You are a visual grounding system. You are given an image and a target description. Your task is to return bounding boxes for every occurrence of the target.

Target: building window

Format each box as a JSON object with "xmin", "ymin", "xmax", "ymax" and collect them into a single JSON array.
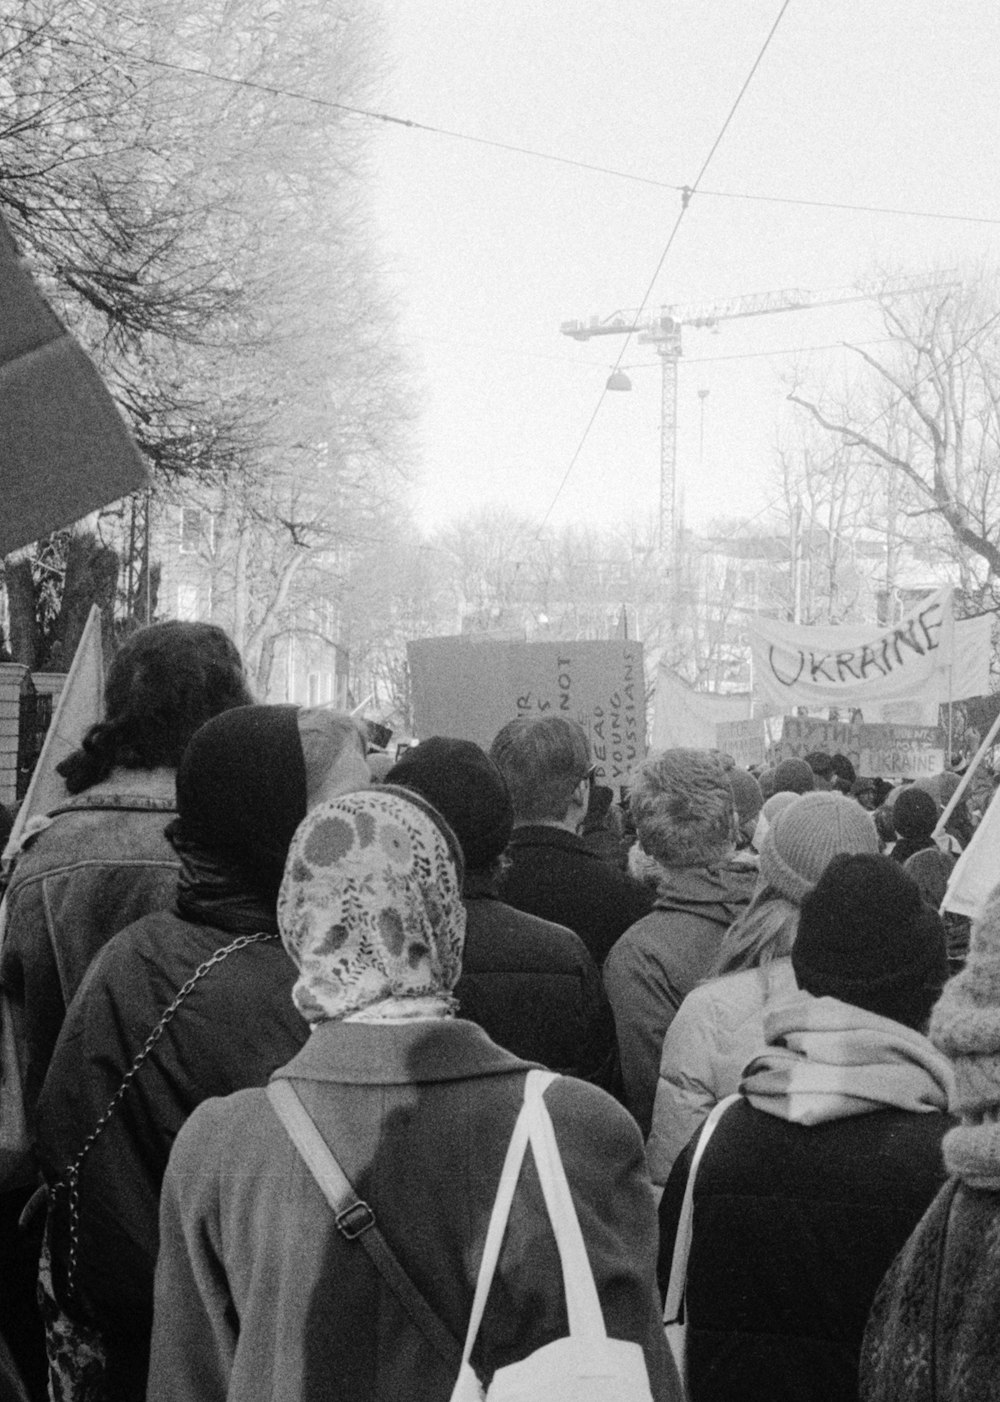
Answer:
[
  {"xmin": 177, "ymin": 584, "xmax": 199, "ymax": 621},
  {"xmin": 179, "ymin": 507, "xmax": 213, "ymax": 555}
]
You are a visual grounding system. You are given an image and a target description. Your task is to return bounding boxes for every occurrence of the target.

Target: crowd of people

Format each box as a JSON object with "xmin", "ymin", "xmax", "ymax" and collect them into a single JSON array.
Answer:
[{"xmin": 0, "ymin": 618, "xmax": 995, "ymax": 1401}]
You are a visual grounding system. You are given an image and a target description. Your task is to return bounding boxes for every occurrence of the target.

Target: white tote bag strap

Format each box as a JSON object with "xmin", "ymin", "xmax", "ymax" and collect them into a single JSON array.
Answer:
[
  {"xmin": 458, "ymin": 1069, "xmax": 564, "ymax": 1372},
  {"xmin": 663, "ymin": 1093, "xmax": 741, "ymax": 1324},
  {"xmin": 522, "ymin": 1071, "xmax": 608, "ymax": 1342}
]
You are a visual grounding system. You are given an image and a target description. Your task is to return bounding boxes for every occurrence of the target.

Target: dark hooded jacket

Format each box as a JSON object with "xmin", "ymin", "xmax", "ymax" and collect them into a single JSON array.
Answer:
[
  {"xmin": 603, "ymin": 861, "xmax": 756, "ymax": 1134},
  {"xmin": 34, "ymin": 706, "xmax": 311, "ymax": 1401}
]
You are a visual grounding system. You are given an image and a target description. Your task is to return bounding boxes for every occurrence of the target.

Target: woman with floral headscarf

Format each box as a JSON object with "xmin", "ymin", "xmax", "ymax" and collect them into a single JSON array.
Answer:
[{"xmin": 147, "ymin": 787, "xmax": 678, "ymax": 1402}]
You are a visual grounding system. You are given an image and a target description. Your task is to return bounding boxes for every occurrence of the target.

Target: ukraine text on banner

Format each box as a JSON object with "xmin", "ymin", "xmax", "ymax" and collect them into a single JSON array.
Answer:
[{"xmin": 749, "ymin": 589, "xmax": 954, "ymax": 711}]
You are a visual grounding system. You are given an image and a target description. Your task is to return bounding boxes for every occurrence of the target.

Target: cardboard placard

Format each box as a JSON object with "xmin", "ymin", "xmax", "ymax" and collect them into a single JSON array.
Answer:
[
  {"xmin": 407, "ymin": 637, "xmax": 645, "ymax": 785},
  {"xmin": 715, "ymin": 717, "xmax": 768, "ymax": 769},
  {"xmin": 773, "ymin": 716, "xmax": 944, "ymax": 781}
]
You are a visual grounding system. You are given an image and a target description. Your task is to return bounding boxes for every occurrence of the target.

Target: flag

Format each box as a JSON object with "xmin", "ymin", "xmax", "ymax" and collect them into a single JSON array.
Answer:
[
  {"xmin": 2, "ymin": 606, "xmax": 104, "ymax": 864},
  {"xmin": 0, "ymin": 213, "xmax": 148, "ymax": 555}
]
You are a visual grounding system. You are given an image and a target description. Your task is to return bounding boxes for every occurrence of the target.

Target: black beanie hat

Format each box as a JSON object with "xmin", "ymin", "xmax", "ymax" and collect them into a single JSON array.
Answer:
[
  {"xmin": 892, "ymin": 785, "xmax": 939, "ymax": 841},
  {"xmin": 773, "ymin": 757, "xmax": 815, "ymax": 795},
  {"xmin": 793, "ymin": 852, "xmax": 948, "ymax": 1030},
  {"xmin": 385, "ymin": 737, "xmax": 514, "ymax": 872},
  {"xmin": 173, "ymin": 704, "xmax": 307, "ymax": 897}
]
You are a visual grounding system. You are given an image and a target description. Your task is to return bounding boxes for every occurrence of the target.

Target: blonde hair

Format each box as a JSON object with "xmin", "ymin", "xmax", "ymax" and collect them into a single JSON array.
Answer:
[{"xmin": 710, "ymin": 884, "xmax": 799, "ymax": 978}]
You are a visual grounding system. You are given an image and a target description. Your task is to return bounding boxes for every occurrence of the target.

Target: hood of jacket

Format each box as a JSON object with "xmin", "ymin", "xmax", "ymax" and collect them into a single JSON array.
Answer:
[{"xmin": 653, "ymin": 859, "xmax": 758, "ymax": 926}]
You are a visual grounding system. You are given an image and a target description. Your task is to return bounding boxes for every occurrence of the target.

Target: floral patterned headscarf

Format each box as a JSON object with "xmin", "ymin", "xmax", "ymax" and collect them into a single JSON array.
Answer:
[{"xmin": 278, "ymin": 786, "xmax": 466, "ymax": 1024}]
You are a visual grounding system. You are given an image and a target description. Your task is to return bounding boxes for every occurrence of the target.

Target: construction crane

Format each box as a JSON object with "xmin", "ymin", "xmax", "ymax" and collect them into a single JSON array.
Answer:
[{"xmin": 560, "ymin": 274, "xmax": 955, "ymax": 560}]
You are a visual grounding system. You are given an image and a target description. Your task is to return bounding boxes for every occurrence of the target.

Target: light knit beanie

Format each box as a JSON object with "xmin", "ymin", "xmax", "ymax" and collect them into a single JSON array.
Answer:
[
  {"xmin": 930, "ymin": 883, "xmax": 1000, "ymax": 1186},
  {"xmin": 758, "ymin": 791, "xmax": 880, "ymax": 905}
]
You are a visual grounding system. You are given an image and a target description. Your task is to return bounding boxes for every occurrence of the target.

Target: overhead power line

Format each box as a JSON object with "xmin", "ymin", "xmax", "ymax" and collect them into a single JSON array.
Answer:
[
  {"xmin": 28, "ymin": 27, "xmax": 1000, "ymax": 231},
  {"xmin": 533, "ymin": 0, "xmax": 795, "ymax": 537}
]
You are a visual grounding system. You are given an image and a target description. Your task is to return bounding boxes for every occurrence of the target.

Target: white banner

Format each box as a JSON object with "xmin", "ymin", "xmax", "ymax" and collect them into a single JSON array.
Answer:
[
  {"xmin": 716, "ymin": 717, "xmax": 768, "ymax": 768},
  {"xmin": 651, "ymin": 668, "xmax": 750, "ymax": 752},
  {"xmin": 750, "ymin": 588, "xmax": 954, "ymax": 711}
]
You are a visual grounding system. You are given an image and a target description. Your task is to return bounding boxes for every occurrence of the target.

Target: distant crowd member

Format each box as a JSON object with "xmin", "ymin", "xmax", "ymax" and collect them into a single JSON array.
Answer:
[
  {"xmin": 772, "ymin": 757, "xmax": 815, "ymax": 796},
  {"xmin": 490, "ymin": 716, "xmax": 651, "ymax": 967},
  {"xmin": 647, "ymin": 790, "xmax": 881, "ymax": 1183},
  {"xmin": 660, "ymin": 853, "xmax": 953, "ymax": 1402},
  {"xmin": 804, "ymin": 750, "xmax": 834, "ymax": 790},
  {"xmin": 861, "ymin": 881, "xmax": 1000, "ymax": 1402},
  {"xmin": 386, "ymin": 737, "xmax": 620, "ymax": 1091},
  {"xmin": 35, "ymin": 704, "xmax": 369, "ymax": 1399},
  {"xmin": 828, "ymin": 752, "xmax": 856, "ymax": 794},
  {"xmin": 728, "ymin": 768, "xmax": 763, "ymax": 862},
  {"xmin": 850, "ymin": 776, "xmax": 878, "ymax": 810},
  {"xmin": 603, "ymin": 749, "xmax": 757, "ymax": 1134},
  {"xmin": 579, "ymin": 782, "xmax": 628, "ymax": 869},
  {"xmin": 890, "ymin": 785, "xmax": 939, "ymax": 866}
]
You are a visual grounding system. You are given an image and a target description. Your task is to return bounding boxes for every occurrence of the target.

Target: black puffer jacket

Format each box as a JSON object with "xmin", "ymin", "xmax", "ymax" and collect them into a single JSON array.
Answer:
[{"xmin": 658, "ymin": 1097, "xmax": 952, "ymax": 1402}]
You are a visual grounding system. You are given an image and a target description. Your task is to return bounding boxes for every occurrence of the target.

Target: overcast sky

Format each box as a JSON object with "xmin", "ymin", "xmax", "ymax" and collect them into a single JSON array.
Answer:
[{"xmin": 367, "ymin": 2, "xmax": 1000, "ymax": 539}]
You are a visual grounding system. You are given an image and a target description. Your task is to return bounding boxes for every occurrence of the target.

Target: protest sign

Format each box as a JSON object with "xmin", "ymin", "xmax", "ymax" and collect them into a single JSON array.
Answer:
[
  {"xmin": 750, "ymin": 588, "xmax": 954, "ymax": 711},
  {"xmin": 407, "ymin": 636, "xmax": 645, "ymax": 785},
  {"xmin": 716, "ymin": 717, "xmax": 768, "ymax": 769},
  {"xmin": 773, "ymin": 716, "xmax": 862, "ymax": 771},
  {"xmin": 773, "ymin": 715, "xmax": 945, "ymax": 781},
  {"xmin": 858, "ymin": 724, "xmax": 945, "ymax": 782}
]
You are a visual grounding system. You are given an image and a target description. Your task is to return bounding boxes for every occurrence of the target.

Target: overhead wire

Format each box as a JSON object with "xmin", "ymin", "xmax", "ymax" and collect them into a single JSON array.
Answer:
[
  {"xmin": 531, "ymin": 0, "xmax": 795, "ymax": 538},
  {"xmin": 17, "ymin": 22, "xmax": 1000, "ymax": 230}
]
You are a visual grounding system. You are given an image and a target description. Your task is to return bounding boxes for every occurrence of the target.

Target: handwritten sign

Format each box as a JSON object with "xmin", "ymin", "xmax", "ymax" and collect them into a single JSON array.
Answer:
[
  {"xmin": 772, "ymin": 716, "xmax": 944, "ymax": 781},
  {"xmin": 750, "ymin": 588, "xmax": 954, "ymax": 710},
  {"xmin": 716, "ymin": 717, "xmax": 768, "ymax": 769},
  {"xmin": 858, "ymin": 724, "xmax": 945, "ymax": 782},
  {"xmin": 773, "ymin": 717, "xmax": 863, "ymax": 770},
  {"xmin": 407, "ymin": 637, "xmax": 645, "ymax": 785}
]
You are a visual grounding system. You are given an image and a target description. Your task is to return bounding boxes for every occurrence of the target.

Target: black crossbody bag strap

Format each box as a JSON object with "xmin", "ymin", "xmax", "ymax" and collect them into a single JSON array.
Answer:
[{"xmin": 266, "ymin": 1078, "xmax": 463, "ymax": 1369}]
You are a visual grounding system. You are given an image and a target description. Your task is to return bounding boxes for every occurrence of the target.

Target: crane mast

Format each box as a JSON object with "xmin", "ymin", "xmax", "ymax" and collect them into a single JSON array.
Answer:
[{"xmin": 560, "ymin": 275, "xmax": 955, "ymax": 560}]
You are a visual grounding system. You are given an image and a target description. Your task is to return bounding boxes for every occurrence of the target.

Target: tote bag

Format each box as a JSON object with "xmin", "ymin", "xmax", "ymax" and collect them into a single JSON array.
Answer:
[{"xmin": 450, "ymin": 1069, "xmax": 654, "ymax": 1402}]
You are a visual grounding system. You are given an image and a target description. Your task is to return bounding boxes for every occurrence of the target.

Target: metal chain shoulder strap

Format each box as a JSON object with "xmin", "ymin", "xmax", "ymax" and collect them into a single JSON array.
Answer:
[{"xmin": 59, "ymin": 930, "xmax": 279, "ymax": 1299}]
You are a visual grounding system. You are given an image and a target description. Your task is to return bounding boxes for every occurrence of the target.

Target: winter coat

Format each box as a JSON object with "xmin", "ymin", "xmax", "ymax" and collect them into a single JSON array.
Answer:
[
  {"xmin": 147, "ymin": 1018, "xmax": 680, "ymax": 1402},
  {"xmin": 499, "ymin": 824, "xmax": 652, "ymax": 968},
  {"xmin": 34, "ymin": 907, "xmax": 308, "ymax": 1399},
  {"xmin": 603, "ymin": 862, "xmax": 757, "ymax": 1134},
  {"xmin": 456, "ymin": 878, "xmax": 620, "ymax": 1093},
  {"xmin": 860, "ymin": 1177, "xmax": 1000, "ymax": 1402},
  {"xmin": 646, "ymin": 958, "xmax": 797, "ymax": 1184},
  {"xmin": 0, "ymin": 768, "xmax": 179, "ymax": 1132},
  {"xmin": 658, "ymin": 994, "xmax": 954, "ymax": 1402}
]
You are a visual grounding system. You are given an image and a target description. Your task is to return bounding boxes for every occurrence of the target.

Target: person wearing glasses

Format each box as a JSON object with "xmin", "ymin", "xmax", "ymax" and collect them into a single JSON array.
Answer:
[{"xmin": 489, "ymin": 717, "xmax": 651, "ymax": 969}]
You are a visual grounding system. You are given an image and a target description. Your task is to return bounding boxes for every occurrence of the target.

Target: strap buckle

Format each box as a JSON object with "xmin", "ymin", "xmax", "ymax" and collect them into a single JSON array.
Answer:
[{"xmin": 335, "ymin": 1200, "xmax": 376, "ymax": 1240}]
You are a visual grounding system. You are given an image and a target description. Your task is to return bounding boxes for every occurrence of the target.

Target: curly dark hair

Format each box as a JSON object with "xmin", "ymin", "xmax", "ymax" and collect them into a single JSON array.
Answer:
[{"xmin": 57, "ymin": 621, "xmax": 253, "ymax": 794}]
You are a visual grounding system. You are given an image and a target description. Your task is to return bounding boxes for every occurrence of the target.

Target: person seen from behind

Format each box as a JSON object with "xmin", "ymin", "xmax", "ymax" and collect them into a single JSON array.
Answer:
[
  {"xmin": 646, "ymin": 791, "xmax": 880, "ymax": 1184},
  {"xmin": 658, "ymin": 853, "xmax": 953, "ymax": 1402},
  {"xmin": 489, "ymin": 716, "xmax": 651, "ymax": 968},
  {"xmin": 147, "ymin": 787, "xmax": 679, "ymax": 1401},
  {"xmin": 603, "ymin": 749, "xmax": 757, "ymax": 1135},
  {"xmin": 385, "ymin": 737, "xmax": 620, "ymax": 1092},
  {"xmin": 861, "ymin": 880, "xmax": 1000, "ymax": 1402},
  {"xmin": 33, "ymin": 705, "xmax": 369, "ymax": 1400}
]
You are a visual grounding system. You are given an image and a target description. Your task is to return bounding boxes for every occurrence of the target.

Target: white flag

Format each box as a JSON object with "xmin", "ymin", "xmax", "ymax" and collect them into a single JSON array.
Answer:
[{"xmin": 3, "ymin": 605, "xmax": 104, "ymax": 865}]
